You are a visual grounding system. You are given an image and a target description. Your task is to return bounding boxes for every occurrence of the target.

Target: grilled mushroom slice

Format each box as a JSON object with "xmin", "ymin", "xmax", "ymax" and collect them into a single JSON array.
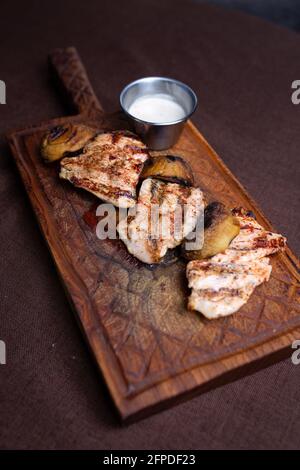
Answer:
[
  {"xmin": 182, "ymin": 201, "xmax": 240, "ymax": 260},
  {"xmin": 141, "ymin": 155, "xmax": 194, "ymax": 186},
  {"xmin": 41, "ymin": 123, "xmax": 98, "ymax": 162}
]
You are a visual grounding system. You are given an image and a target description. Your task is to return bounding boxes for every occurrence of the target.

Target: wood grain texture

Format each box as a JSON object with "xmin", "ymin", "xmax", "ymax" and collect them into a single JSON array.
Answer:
[{"xmin": 7, "ymin": 48, "xmax": 300, "ymax": 421}]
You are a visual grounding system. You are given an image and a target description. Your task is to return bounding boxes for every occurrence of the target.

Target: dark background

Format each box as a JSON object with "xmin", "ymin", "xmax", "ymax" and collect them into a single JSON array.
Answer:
[
  {"xmin": 196, "ymin": 0, "xmax": 300, "ymax": 32},
  {"xmin": 0, "ymin": 0, "xmax": 300, "ymax": 450}
]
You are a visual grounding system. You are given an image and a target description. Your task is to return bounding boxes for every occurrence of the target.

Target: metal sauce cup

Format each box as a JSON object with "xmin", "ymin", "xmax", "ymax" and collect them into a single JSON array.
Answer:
[{"xmin": 120, "ymin": 77, "xmax": 197, "ymax": 150}]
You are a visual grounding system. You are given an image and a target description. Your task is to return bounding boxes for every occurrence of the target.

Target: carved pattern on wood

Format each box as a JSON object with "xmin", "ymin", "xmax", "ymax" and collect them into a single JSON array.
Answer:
[{"xmin": 50, "ymin": 47, "xmax": 104, "ymax": 118}]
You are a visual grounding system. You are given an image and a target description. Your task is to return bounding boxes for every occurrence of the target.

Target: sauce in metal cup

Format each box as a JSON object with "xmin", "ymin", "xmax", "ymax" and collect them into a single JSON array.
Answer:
[{"xmin": 120, "ymin": 77, "xmax": 197, "ymax": 150}]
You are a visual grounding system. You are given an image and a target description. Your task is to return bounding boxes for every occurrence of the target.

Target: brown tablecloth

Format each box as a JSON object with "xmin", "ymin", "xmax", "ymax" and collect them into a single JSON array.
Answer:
[{"xmin": 0, "ymin": 0, "xmax": 299, "ymax": 450}]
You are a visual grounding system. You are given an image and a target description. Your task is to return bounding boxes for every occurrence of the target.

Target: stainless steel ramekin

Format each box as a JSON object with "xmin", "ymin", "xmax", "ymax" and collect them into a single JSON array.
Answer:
[{"xmin": 120, "ymin": 76, "xmax": 197, "ymax": 150}]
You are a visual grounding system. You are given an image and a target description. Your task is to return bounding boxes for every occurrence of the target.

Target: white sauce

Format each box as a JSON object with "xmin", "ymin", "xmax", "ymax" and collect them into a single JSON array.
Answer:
[{"xmin": 128, "ymin": 93, "xmax": 186, "ymax": 123}]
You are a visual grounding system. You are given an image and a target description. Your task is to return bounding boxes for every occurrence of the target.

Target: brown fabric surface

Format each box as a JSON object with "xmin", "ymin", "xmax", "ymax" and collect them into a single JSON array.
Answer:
[{"xmin": 0, "ymin": 0, "xmax": 299, "ymax": 450}]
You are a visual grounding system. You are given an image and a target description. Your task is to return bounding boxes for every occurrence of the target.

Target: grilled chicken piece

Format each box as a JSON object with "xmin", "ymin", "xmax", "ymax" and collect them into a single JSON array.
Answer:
[
  {"xmin": 187, "ymin": 208, "xmax": 286, "ymax": 319},
  {"xmin": 60, "ymin": 131, "xmax": 149, "ymax": 208},
  {"xmin": 118, "ymin": 178, "xmax": 204, "ymax": 264},
  {"xmin": 212, "ymin": 208, "xmax": 286, "ymax": 265},
  {"xmin": 187, "ymin": 257, "xmax": 272, "ymax": 291},
  {"xmin": 187, "ymin": 257, "xmax": 271, "ymax": 318}
]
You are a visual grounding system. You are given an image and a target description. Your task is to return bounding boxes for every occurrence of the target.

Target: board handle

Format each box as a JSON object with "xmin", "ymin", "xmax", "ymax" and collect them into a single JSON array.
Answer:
[{"xmin": 49, "ymin": 47, "xmax": 104, "ymax": 118}]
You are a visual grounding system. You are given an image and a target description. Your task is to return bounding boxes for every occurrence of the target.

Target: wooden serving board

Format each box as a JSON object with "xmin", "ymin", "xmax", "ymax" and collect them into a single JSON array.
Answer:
[{"xmin": 8, "ymin": 48, "xmax": 300, "ymax": 422}]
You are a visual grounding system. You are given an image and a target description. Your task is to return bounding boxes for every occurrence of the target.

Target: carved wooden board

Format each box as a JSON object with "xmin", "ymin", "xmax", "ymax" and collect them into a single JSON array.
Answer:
[{"xmin": 8, "ymin": 48, "xmax": 300, "ymax": 422}]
